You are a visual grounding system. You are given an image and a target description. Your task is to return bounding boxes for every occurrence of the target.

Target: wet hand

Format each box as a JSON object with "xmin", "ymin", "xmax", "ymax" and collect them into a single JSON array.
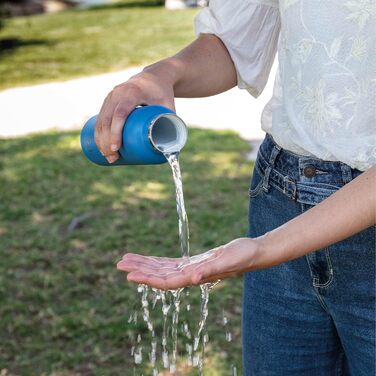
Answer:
[{"xmin": 116, "ymin": 238, "xmax": 260, "ymax": 290}]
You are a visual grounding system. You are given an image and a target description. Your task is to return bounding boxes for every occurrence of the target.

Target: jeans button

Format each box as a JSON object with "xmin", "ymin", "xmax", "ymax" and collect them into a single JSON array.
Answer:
[{"xmin": 303, "ymin": 165, "xmax": 316, "ymax": 177}]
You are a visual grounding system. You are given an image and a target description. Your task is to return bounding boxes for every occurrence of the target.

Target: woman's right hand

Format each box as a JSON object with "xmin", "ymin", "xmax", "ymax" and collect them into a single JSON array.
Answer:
[
  {"xmin": 94, "ymin": 35, "xmax": 238, "ymax": 163},
  {"xmin": 94, "ymin": 67, "xmax": 176, "ymax": 163}
]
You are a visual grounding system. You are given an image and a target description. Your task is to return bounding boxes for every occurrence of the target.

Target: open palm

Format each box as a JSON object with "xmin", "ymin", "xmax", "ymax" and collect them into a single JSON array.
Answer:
[{"xmin": 117, "ymin": 238, "xmax": 258, "ymax": 290}]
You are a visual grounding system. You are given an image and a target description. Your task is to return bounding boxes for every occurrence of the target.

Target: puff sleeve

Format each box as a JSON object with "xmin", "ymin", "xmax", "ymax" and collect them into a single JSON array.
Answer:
[{"xmin": 194, "ymin": 0, "xmax": 281, "ymax": 98}]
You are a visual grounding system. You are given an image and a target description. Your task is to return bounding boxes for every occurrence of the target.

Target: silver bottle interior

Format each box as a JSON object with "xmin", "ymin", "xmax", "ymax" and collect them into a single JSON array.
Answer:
[{"xmin": 149, "ymin": 114, "xmax": 188, "ymax": 153}]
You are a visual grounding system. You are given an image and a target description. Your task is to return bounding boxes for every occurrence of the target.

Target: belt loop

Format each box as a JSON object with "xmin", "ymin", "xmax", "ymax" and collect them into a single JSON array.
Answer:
[
  {"xmin": 283, "ymin": 175, "xmax": 297, "ymax": 201},
  {"xmin": 291, "ymin": 181, "xmax": 297, "ymax": 201},
  {"xmin": 340, "ymin": 164, "xmax": 353, "ymax": 184},
  {"xmin": 269, "ymin": 144, "xmax": 282, "ymax": 166},
  {"xmin": 262, "ymin": 144, "xmax": 282, "ymax": 192},
  {"xmin": 262, "ymin": 166, "xmax": 272, "ymax": 192}
]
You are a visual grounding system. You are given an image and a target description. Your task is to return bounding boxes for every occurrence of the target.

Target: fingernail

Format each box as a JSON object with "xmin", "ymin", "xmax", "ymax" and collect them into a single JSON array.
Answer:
[
  {"xmin": 110, "ymin": 144, "xmax": 118, "ymax": 152},
  {"xmin": 107, "ymin": 155, "xmax": 118, "ymax": 164}
]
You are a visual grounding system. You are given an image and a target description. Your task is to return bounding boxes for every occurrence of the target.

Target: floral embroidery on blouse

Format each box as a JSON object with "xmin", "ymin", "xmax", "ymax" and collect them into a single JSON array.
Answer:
[{"xmin": 195, "ymin": 0, "xmax": 376, "ymax": 170}]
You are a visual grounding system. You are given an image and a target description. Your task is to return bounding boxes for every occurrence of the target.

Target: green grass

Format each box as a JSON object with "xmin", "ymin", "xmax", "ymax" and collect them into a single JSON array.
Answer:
[
  {"xmin": 0, "ymin": 1, "xmax": 197, "ymax": 90},
  {"xmin": 0, "ymin": 127, "xmax": 254, "ymax": 375}
]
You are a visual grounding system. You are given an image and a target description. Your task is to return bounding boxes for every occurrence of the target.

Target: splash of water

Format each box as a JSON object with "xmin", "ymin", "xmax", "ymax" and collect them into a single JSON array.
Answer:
[{"xmin": 130, "ymin": 151, "xmax": 216, "ymax": 375}]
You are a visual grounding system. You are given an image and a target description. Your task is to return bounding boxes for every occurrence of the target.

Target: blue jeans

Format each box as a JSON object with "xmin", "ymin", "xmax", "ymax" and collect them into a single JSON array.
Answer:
[{"xmin": 242, "ymin": 134, "xmax": 375, "ymax": 376}]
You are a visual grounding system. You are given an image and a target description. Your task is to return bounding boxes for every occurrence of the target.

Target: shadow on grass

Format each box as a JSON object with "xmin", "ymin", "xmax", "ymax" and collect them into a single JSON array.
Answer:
[
  {"xmin": 85, "ymin": 0, "xmax": 164, "ymax": 11},
  {"xmin": 0, "ymin": 37, "xmax": 53, "ymax": 55}
]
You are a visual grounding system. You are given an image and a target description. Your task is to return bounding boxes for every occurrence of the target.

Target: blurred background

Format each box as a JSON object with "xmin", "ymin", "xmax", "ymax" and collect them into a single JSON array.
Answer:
[{"xmin": 0, "ymin": 1, "xmax": 276, "ymax": 374}]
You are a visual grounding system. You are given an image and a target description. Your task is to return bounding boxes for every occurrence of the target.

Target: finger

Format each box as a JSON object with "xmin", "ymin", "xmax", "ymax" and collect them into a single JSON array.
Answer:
[
  {"xmin": 127, "ymin": 269, "xmax": 194, "ymax": 291},
  {"xmin": 120, "ymin": 253, "xmax": 183, "ymax": 268},
  {"xmin": 119, "ymin": 252, "xmax": 219, "ymax": 286},
  {"xmin": 122, "ymin": 253, "xmax": 184, "ymax": 265},
  {"xmin": 96, "ymin": 94, "xmax": 119, "ymax": 163},
  {"xmin": 95, "ymin": 93, "xmax": 112, "ymax": 149},
  {"xmin": 101, "ymin": 121, "xmax": 119, "ymax": 163},
  {"xmin": 109, "ymin": 102, "xmax": 133, "ymax": 152},
  {"xmin": 124, "ymin": 259, "xmax": 199, "ymax": 289},
  {"xmin": 117, "ymin": 259, "xmax": 179, "ymax": 274},
  {"xmin": 117, "ymin": 255, "xmax": 186, "ymax": 278},
  {"xmin": 107, "ymin": 82, "xmax": 148, "ymax": 153},
  {"xmin": 94, "ymin": 96, "xmax": 111, "ymax": 155}
]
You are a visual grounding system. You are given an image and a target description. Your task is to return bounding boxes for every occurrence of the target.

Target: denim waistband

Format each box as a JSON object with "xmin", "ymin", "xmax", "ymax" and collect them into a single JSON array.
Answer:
[{"xmin": 254, "ymin": 134, "xmax": 363, "ymax": 205}]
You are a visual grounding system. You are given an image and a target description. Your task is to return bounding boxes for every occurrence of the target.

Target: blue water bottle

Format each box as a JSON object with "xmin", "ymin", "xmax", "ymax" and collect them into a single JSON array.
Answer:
[{"xmin": 80, "ymin": 105, "xmax": 188, "ymax": 166}]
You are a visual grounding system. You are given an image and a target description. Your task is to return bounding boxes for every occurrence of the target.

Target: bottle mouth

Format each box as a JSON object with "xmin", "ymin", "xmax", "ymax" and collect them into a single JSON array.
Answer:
[{"xmin": 148, "ymin": 113, "xmax": 188, "ymax": 153}]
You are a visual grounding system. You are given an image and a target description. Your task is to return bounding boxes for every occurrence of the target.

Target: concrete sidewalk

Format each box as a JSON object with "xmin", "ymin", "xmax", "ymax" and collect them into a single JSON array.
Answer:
[{"xmin": 0, "ymin": 63, "xmax": 277, "ymax": 144}]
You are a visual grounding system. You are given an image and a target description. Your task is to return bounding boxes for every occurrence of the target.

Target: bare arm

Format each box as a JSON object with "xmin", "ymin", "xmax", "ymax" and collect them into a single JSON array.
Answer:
[
  {"xmin": 144, "ymin": 34, "xmax": 237, "ymax": 98},
  {"xmin": 95, "ymin": 34, "xmax": 237, "ymax": 163},
  {"xmin": 256, "ymin": 165, "xmax": 376, "ymax": 268},
  {"xmin": 117, "ymin": 166, "xmax": 376, "ymax": 290}
]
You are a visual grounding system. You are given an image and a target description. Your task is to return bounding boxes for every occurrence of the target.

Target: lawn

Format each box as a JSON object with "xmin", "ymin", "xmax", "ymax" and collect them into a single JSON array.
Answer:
[
  {"xmin": 0, "ymin": 127, "xmax": 254, "ymax": 375},
  {"xmin": 0, "ymin": 0, "xmax": 197, "ymax": 90}
]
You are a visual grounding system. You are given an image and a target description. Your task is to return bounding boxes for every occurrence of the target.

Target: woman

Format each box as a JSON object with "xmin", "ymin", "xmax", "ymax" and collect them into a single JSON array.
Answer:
[{"xmin": 95, "ymin": 1, "xmax": 376, "ymax": 374}]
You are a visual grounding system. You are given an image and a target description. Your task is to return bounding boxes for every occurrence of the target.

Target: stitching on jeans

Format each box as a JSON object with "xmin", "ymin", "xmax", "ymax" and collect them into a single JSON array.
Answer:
[
  {"xmin": 305, "ymin": 253, "xmax": 330, "ymax": 312},
  {"xmin": 269, "ymin": 178, "xmax": 295, "ymax": 200},
  {"xmin": 283, "ymin": 175, "xmax": 294, "ymax": 194},
  {"xmin": 315, "ymin": 291, "xmax": 330, "ymax": 312},
  {"xmin": 262, "ymin": 166, "xmax": 272, "ymax": 193},
  {"xmin": 336, "ymin": 350, "xmax": 345, "ymax": 376},
  {"xmin": 248, "ymin": 179, "xmax": 264, "ymax": 198},
  {"xmin": 253, "ymin": 162, "xmax": 264, "ymax": 178},
  {"xmin": 301, "ymin": 203, "xmax": 331, "ymax": 313},
  {"xmin": 312, "ymin": 249, "xmax": 334, "ymax": 288},
  {"xmin": 305, "ymin": 254, "xmax": 331, "ymax": 312},
  {"xmin": 255, "ymin": 155, "xmax": 297, "ymax": 200},
  {"xmin": 248, "ymin": 164, "xmax": 265, "ymax": 198}
]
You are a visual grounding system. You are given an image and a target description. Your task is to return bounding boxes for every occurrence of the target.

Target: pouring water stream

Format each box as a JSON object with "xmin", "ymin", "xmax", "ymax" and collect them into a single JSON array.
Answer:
[{"xmin": 131, "ymin": 150, "xmax": 233, "ymax": 375}]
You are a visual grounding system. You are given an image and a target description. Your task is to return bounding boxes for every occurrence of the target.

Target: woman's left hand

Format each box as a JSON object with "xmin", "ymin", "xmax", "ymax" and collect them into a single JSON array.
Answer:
[{"xmin": 117, "ymin": 238, "xmax": 260, "ymax": 290}]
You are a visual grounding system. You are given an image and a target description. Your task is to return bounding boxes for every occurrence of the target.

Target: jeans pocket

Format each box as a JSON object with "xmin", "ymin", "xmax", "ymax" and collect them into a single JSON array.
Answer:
[{"xmin": 248, "ymin": 166, "xmax": 265, "ymax": 198}]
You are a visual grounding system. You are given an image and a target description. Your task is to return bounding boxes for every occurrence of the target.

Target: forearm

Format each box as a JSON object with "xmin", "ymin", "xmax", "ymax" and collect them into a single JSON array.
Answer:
[
  {"xmin": 118, "ymin": 167, "xmax": 375, "ymax": 289},
  {"xmin": 142, "ymin": 34, "xmax": 237, "ymax": 98},
  {"xmin": 253, "ymin": 166, "xmax": 376, "ymax": 269}
]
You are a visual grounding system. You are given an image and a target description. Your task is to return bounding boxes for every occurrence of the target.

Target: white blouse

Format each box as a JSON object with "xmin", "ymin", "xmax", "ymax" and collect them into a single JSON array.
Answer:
[{"xmin": 195, "ymin": 0, "xmax": 376, "ymax": 171}]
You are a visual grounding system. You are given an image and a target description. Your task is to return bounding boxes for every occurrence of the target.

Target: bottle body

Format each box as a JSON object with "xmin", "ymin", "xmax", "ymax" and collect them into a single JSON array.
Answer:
[{"xmin": 80, "ymin": 105, "xmax": 188, "ymax": 166}]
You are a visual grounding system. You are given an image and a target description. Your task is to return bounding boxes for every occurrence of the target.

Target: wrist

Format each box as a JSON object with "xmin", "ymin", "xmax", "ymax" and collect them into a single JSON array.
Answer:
[
  {"xmin": 142, "ymin": 57, "xmax": 184, "ymax": 91},
  {"xmin": 251, "ymin": 231, "xmax": 287, "ymax": 270},
  {"xmin": 221, "ymin": 237, "xmax": 266, "ymax": 272}
]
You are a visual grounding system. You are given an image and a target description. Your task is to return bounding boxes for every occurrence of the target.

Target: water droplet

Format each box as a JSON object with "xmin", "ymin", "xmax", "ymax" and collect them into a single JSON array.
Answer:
[
  {"xmin": 149, "ymin": 339, "xmax": 157, "ymax": 366},
  {"xmin": 193, "ymin": 336, "xmax": 200, "ymax": 351},
  {"xmin": 193, "ymin": 354, "xmax": 200, "ymax": 367},
  {"xmin": 232, "ymin": 365, "xmax": 237, "ymax": 376},
  {"xmin": 183, "ymin": 321, "xmax": 191, "ymax": 339},
  {"xmin": 134, "ymin": 347, "xmax": 142, "ymax": 364},
  {"xmin": 185, "ymin": 343, "xmax": 193, "ymax": 366},
  {"xmin": 162, "ymin": 351, "xmax": 169, "ymax": 368},
  {"xmin": 226, "ymin": 331, "xmax": 232, "ymax": 342}
]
